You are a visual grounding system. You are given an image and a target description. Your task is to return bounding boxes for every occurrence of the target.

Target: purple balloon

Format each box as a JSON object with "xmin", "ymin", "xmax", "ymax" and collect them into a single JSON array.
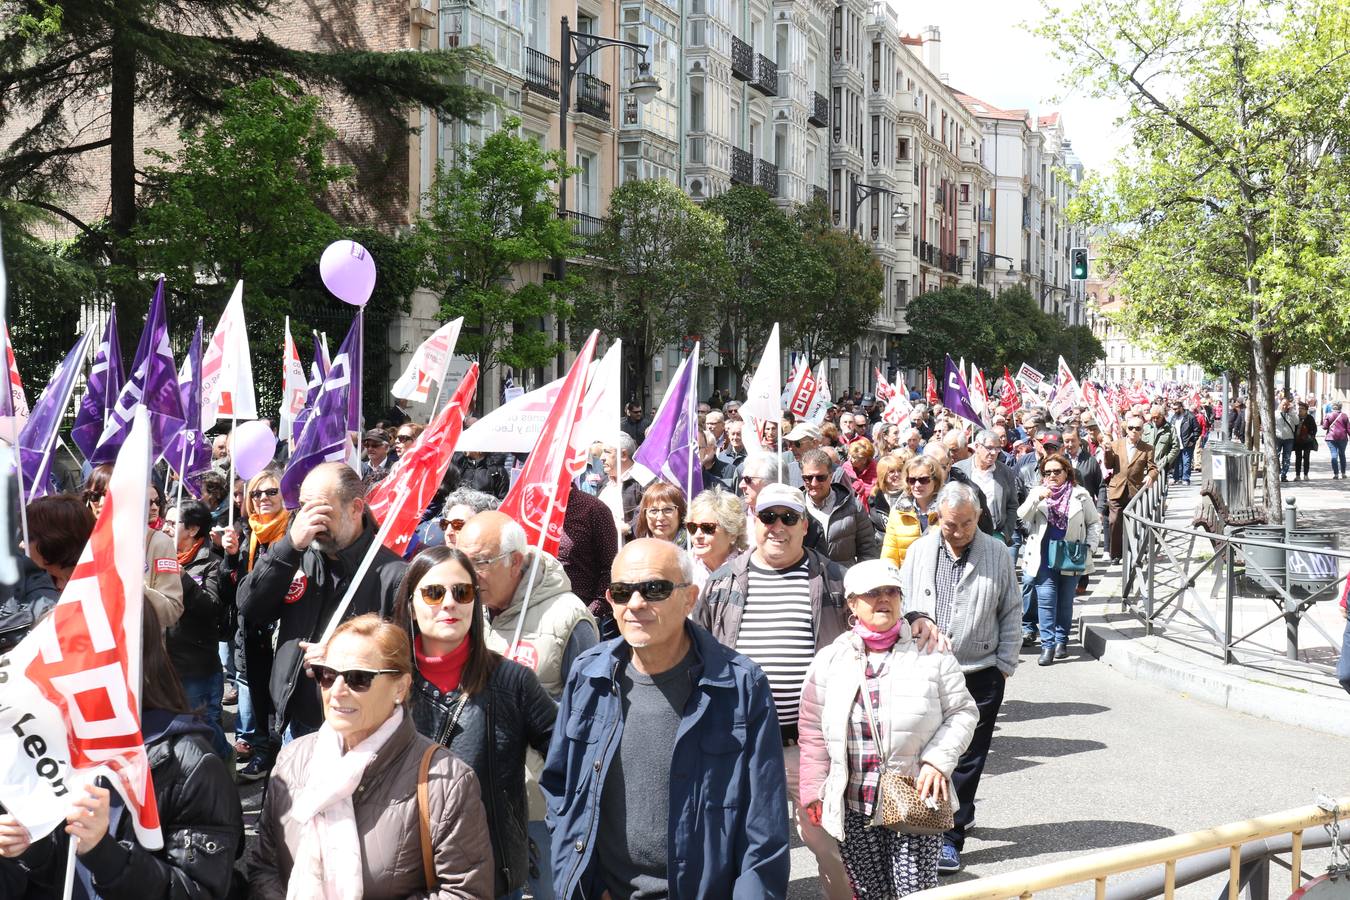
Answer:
[
  {"xmin": 320, "ymin": 240, "xmax": 377, "ymax": 306},
  {"xmin": 231, "ymin": 419, "xmax": 277, "ymax": 480}
]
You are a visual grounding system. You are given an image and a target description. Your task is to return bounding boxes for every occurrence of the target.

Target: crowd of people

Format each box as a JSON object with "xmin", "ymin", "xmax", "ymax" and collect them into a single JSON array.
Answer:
[{"xmin": 1, "ymin": 378, "xmax": 1347, "ymax": 900}]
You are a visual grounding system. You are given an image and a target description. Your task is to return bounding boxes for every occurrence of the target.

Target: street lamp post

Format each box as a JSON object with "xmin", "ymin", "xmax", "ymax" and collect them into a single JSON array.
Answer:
[
  {"xmin": 848, "ymin": 181, "xmax": 908, "ymax": 235},
  {"xmin": 554, "ymin": 16, "xmax": 660, "ymax": 281},
  {"xmin": 977, "ymin": 251, "xmax": 1016, "ymax": 288}
]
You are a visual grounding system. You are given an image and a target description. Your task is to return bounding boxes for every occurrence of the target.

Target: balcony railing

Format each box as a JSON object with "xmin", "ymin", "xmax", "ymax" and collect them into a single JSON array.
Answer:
[
  {"xmin": 979, "ymin": 205, "xmax": 993, "ymax": 222},
  {"xmin": 943, "ymin": 253, "xmax": 962, "ymax": 275},
  {"xmin": 731, "ymin": 146, "xmax": 753, "ymax": 185},
  {"xmin": 756, "ymin": 159, "xmax": 777, "ymax": 196},
  {"xmin": 565, "ymin": 210, "xmax": 608, "ymax": 238},
  {"xmin": 575, "ymin": 73, "xmax": 611, "ymax": 120},
  {"xmin": 919, "ymin": 241, "xmax": 938, "ymax": 265},
  {"xmin": 731, "ymin": 36, "xmax": 753, "ymax": 81},
  {"xmin": 751, "ymin": 53, "xmax": 777, "ymax": 96},
  {"xmin": 524, "ymin": 47, "xmax": 560, "ymax": 99},
  {"xmin": 809, "ymin": 91, "xmax": 829, "ymax": 127},
  {"xmin": 813, "ymin": 185, "xmax": 828, "ymax": 206}
]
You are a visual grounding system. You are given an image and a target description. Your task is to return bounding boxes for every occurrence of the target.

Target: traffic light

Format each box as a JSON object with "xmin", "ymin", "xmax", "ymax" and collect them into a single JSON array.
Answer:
[{"xmin": 1070, "ymin": 247, "xmax": 1089, "ymax": 280}]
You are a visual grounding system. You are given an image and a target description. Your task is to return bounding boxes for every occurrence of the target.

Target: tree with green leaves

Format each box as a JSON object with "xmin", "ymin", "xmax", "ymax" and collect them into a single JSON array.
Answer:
[
  {"xmin": 578, "ymin": 179, "xmax": 727, "ymax": 407},
  {"xmin": 0, "ymin": 0, "xmax": 490, "ymax": 297},
  {"xmin": 791, "ymin": 199, "xmax": 884, "ymax": 362},
  {"xmin": 419, "ymin": 118, "xmax": 580, "ymax": 408},
  {"xmin": 1042, "ymin": 0, "xmax": 1350, "ymax": 512},
  {"xmin": 703, "ymin": 185, "xmax": 823, "ymax": 389}
]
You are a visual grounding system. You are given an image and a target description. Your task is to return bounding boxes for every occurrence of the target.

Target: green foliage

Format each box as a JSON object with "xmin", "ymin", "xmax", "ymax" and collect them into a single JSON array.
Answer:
[
  {"xmin": 578, "ymin": 179, "xmax": 727, "ymax": 406},
  {"xmin": 1039, "ymin": 0, "xmax": 1350, "ymax": 508},
  {"xmin": 703, "ymin": 185, "xmax": 823, "ymax": 384},
  {"xmin": 791, "ymin": 199, "xmax": 884, "ymax": 361},
  {"xmin": 898, "ymin": 283, "xmax": 1102, "ymax": 376},
  {"xmin": 419, "ymin": 118, "xmax": 580, "ymax": 388}
]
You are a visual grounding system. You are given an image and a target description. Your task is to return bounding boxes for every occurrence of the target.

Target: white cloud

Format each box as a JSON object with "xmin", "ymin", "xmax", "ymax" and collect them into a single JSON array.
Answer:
[{"xmin": 888, "ymin": 0, "xmax": 1130, "ymax": 172}]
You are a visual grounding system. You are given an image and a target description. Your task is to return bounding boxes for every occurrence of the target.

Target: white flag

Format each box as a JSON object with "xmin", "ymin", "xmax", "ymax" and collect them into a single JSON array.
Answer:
[
  {"xmin": 740, "ymin": 324, "xmax": 781, "ymax": 454},
  {"xmin": 391, "ymin": 317, "xmax": 464, "ymax": 403},
  {"xmin": 200, "ymin": 281, "xmax": 257, "ymax": 428},
  {"xmin": 280, "ymin": 316, "xmax": 307, "ymax": 433}
]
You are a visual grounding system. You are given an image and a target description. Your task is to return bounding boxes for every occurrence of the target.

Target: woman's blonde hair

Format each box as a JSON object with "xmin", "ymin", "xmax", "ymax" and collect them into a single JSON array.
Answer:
[
  {"xmin": 901, "ymin": 455, "xmax": 944, "ymax": 500},
  {"xmin": 687, "ymin": 488, "xmax": 748, "ymax": 552}
]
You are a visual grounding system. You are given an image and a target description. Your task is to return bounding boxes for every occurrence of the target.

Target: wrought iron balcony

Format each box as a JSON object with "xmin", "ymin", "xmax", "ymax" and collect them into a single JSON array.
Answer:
[
  {"xmin": 731, "ymin": 146, "xmax": 753, "ymax": 185},
  {"xmin": 756, "ymin": 159, "xmax": 777, "ymax": 196},
  {"xmin": 979, "ymin": 205, "xmax": 993, "ymax": 222},
  {"xmin": 524, "ymin": 47, "xmax": 560, "ymax": 100},
  {"xmin": 813, "ymin": 185, "xmax": 828, "ymax": 205},
  {"xmin": 751, "ymin": 53, "xmax": 777, "ymax": 96},
  {"xmin": 575, "ymin": 73, "xmax": 611, "ymax": 120},
  {"xmin": 731, "ymin": 36, "xmax": 753, "ymax": 81},
  {"xmin": 809, "ymin": 92, "xmax": 829, "ymax": 128},
  {"xmin": 565, "ymin": 210, "xmax": 608, "ymax": 238},
  {"xmin": 943, "ymin": 253, "xmax": 962, "ymax": 275}
]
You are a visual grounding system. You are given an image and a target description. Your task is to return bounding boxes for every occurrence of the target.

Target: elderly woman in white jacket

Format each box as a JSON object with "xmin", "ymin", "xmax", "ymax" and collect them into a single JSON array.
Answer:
[
  {"xmin": 1018, "ymin": 451, "xmax": 1102, "ymax": 666},
  {"xmin": 798, "ymin": 559, "xmax": 978, "ymax": 898}
]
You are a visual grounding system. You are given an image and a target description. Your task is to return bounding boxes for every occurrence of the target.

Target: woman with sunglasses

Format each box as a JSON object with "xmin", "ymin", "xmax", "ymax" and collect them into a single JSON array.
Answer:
[
  {"xmin": 147, "ymin": 482, "xmax": 168, "ymax": 532},
  {"xmin": 251, "ymin": 613, "xmax": 494, "ymax": 898},
  {"xmin": 685, "ymin": 489, "xmax": 748, "ymax": 589},
  {"xmin": 880, "ymin": 456, "xmax": 945, "ymax": 569},
  {"xmin": 1018, "ymin": 452, "xmax": 1101, "ymax": 666},
  {"xmin": 868, "ymin": 456, "xmax": 907, "ymax": 540},
  {"xmin": 396, "ymin": 546, "xmax": 556, "ymax": 900},
  {"xmin": 219, "ymin": 467, "xmax": 289, "ymax": 780},
  {"xmin": 633, "ymin": 481, "xmax": 687, "ymax": 545}
]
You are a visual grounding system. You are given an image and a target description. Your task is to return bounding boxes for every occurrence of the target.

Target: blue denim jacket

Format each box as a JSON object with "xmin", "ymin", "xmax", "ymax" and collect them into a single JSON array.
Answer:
[{"xmin": 540, "ymin": 622, "xmax": 790, "ymax": 900}]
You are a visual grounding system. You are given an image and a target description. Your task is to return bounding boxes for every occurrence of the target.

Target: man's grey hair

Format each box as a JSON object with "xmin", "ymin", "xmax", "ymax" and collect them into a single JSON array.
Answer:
[
  {"xmin": 800, "ymin": 448, "xmax": 834, "ymax": 472},
  {"xmin": 943, "ymin": 429, "xmax": 968, "ymax": 452},
  {"xmin": 706, "ymin": 410, "xmax": 724, "ymax": 425},
  {"xmin": 741, "ymin": 452, "xmax": 782, "ymax": 483},
  {"xmin": 444, "ymin": 488, "xmax": 499, "ymax": 514},
  {"xmin": 498, "ymin": 518, "xmax": 528, "ymax": 555},
  {"xmin": 615, "ymin": 433, "xmax": 637, "ymax": 457},
  {"xmin": 936, "ymin": 481, "xmax": 981, "ymax": 515},
  {"xmin": 974, "ymin": 428, "xmax": 999, "ymax": 448}
]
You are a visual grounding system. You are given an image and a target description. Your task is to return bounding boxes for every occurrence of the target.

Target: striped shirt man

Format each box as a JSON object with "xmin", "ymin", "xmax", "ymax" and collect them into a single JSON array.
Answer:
[{"xmin": 735, "ymin": 557, "xmax": 816, "ymax": 726}]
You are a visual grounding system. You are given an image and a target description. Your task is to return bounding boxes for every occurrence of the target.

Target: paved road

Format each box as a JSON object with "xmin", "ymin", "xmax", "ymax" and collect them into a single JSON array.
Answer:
[{"xmin": 787, "ymin": 636, "xmax": 1350, "ymax": 898}]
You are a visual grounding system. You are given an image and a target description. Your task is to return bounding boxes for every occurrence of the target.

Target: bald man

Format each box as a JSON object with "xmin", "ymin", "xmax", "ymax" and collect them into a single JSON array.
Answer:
[{"xmin": 542, "ymin": 540, "xmax": 790, "ymax": 899}]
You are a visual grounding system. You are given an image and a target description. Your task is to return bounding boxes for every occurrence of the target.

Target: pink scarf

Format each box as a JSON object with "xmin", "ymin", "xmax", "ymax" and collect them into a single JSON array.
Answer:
[
  {"xmin": 852, "ymin": 619, "xmax": 903, "ymax": 651},
  {"xmin": 286, "ymin": 706, "xmax": 405, "ymax": 900},
  {"xmin": 1044, "ymin": 478, "xmax": 1073, "ymax": 531}
]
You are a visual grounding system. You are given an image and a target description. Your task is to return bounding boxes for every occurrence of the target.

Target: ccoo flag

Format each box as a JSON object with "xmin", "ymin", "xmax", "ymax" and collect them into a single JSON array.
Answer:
[
  {"xmin": 200, "ymin": 281, "xmax": 257, "ymax": 429},
  {"xmin": 391, "ymin": 318, "xmax": 463, "ymax": 404},
  {"xmin": 279, "ymin": 317, "xmax": 308, "ymax": 435},
  {"xmin": 72, "ymin": 306, "xmax": 125, "ymax": 460},
  {"xmin": 0, "ymin": 410, "xmax": 162, "ymax": 849},
  {"xmin": 281, "ymin": 312, "xmax": 363, "ymax": 508},
  {"xmin": 942, "ymin": 354, "xmax": 983, "ymax": 427}
]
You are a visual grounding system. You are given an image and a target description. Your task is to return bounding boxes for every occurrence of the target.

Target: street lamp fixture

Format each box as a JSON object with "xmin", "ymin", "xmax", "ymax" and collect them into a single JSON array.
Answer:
[
  {"xmin": 849, "ymin": 181, "xmax": 907, "ymax": 235},
  {"xmin": 628, "ymin": 61, "xmax": 662, "ymax": 103}
]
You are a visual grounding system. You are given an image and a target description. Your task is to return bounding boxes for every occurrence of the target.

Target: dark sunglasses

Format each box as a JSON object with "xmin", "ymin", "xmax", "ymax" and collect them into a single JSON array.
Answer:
[
  {"xmin": 249, "ymin": 487, "xmax": 280, "ymax": 500},
  {"xmin": 395, "ymin": 433, "xmax": 416, "ymax": 443},
  {"xmin": 608, "ymin": 579, "xmax": 690, "ymax": 603},
  {"xmin": 1043, "ymin": 468, "xmax": 1066, "ymax": 476},
  {"xmin": 906, "ymin": 475, "xmax": 932, "ymax": 485},
  {"xmin": 1127, "ymin": 426, "xmax": 1143, "ymax": 432},
  {"xmin": 443, "ymin": 518, "xmax": 467, "ymax": 532},
  {"xmin": 418, "ymin": 583, "xmax": 474, "ymax": 606},
  {"xmin": 757, "ymin": 509, "xmax": 802, "ymax": 527},
  {"xmin": 311, "ymin": 665, "xmax": 401, "ymax": 692},
  {"xmin": 684, "ymin": 522, "xmax": 719, "ymax": 536},
  {"xmin": 801, "ymin": 473, "xmax": 830, "ymax": 483}
]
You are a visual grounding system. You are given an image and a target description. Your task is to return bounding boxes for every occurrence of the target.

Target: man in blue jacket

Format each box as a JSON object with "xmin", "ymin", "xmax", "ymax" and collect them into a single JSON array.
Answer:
[{"xmin": 541, "ymin": 538, "xmax": 790, "ymax": 899}]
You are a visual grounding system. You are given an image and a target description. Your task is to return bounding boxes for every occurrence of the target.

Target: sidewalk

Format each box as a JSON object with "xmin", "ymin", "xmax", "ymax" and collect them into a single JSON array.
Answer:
[{"xmin": 1077, "ymin": 448, "xmax": 1349, "ymax": 737}]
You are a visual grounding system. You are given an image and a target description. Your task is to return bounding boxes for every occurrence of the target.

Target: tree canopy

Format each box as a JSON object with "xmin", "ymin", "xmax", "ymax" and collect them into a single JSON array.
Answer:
[{"xmin": 790, "ymin": 199, "xmax": 885, "ymax": 362}]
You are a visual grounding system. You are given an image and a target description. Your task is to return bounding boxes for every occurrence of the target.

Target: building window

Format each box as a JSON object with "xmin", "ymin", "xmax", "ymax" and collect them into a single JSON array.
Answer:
[
  {"xmin": 960, "ymin": 183, "xmax": 969, "ymax": 203},
  {"xmin": 897, "ymin": 137, "xmax": 908, "ymax": 160}
]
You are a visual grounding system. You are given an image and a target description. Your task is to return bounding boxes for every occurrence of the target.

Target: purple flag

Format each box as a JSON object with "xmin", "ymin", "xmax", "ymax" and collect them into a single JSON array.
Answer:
[
  {"xmin": 290, "ymin": 331, "xmax": 332, "ymax": 446},
  {"xmin": 942, "ymin": 354, "xmax": 983, "ymax": 427},
  {"xmin": 72, "ymin": 306, "xmax": 125, "ymax": 460},
  {"xmin": 634, "ymin": 349, "xmax": 702, "ymax": 500},
  {"xmin": 92, "ymin": 280, "xmax": 186, "ymax": 465},
  {"xmin": 163, "ymin": 317, "xmax": 211, "ymax": 496},
  {"xmin": 281, "ymin": 312, "xmax": 363, "ymax": 507},
  {"xmin": 18, "ymin": 331, "xmax": 94, "ymax": 497}
]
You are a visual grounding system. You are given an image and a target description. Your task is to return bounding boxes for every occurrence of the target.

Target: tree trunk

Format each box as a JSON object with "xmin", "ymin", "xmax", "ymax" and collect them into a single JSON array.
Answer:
[{"xmin": 109, "ymin": 26, "xmax": 136, "ymax": 265}]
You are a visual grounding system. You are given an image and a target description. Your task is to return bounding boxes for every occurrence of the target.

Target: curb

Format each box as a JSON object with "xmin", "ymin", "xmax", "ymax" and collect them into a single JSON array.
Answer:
[{"xmin": 1076, "ymin": 573, "xmax": 1350, "ymax": 739}]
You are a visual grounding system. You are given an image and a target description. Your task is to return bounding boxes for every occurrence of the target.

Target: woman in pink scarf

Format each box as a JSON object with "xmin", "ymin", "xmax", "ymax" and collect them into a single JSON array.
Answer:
[{"xmin": 1017, "ymin": 452, "xmax": 1101, "ymax": 666}]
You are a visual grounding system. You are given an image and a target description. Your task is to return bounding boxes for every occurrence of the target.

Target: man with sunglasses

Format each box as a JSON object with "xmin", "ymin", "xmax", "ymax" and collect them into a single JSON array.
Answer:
[
  {"xmin": 800, "ymin": 449, "xmax": 878, "ymax": 566},
  {"xmin": 359, "ymin": 428, "xmax": 393, "ymax": 488},
  {"xmin": 543, "ymin": 539, "xmax": 789, "ymax": 899},
  {"xmin": 1102, "ymin": 415, "xmax": 1159, "ymax": 562}
]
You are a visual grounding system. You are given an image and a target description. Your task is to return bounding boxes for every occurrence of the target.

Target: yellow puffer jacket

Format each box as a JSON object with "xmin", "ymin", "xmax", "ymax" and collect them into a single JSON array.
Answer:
[{"xmin": 881, "ymin": 501, "xmax": 938, "ymax": 568}]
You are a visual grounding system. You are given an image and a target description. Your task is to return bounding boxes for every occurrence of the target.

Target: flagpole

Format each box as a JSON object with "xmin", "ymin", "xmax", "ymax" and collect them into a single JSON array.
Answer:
[
  {"xmin": 0, "ymin": 230, "xmax": 28, "ymax": 552},
  {"xmin": 317, "ymin": 488, "xmax": 406, "ymax": 645},
  {"xmin": 687, "ymin": 342, "xmax": 699, "ymax": 505},
  {"xmin": 227, "ymin": 412, "xmax": 236, "ymax": 530}
]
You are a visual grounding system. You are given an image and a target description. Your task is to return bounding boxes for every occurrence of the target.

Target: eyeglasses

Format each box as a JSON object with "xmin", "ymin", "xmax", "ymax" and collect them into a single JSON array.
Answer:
[
  {"xmin": 395, "ymin": 433, "xmax": 415, "ymax": 443},
  {"xmin": 786, "ymin": 440, "xmax": 801, "ymax": 449},
  {"xmin": 801, "ymin": 473, "xmax": 830, "ymax": 483},
  {"xmin": 976, "ymin": 443, "xmax": 999, "ymax": 452},
  {"xmin": 311, "ymin": 665, "xmax": 402, "ymax": 692},
  {"xmin": 757, "ymin": 509, "xmax": 802, "ymax": 527},
  {"xmin": 418, "ymin": 583, "xmax": 474, "ymax": 606},
  {"xmin": 249, "ymin": 488, "xmax": 280, "ymax": 500},
  {"xmin": 1127, "ymin": 426, "xmax": 1143, "ymax": 432},
  {"xmin": 646, "ymin": 506, "xmax": 678, "ymax": 518},
  {"xmin": 149, "ymin": 498, "xmax": 161, "ymax": 507},
  {"xmin": 1043, "ymin": 468, "xmax": 1066, "ymax": 476},
  {"xmin": 906, "ymin": 475, "xmax": 933, "ymax": 485},
  {"xmin": 607, "ymin": 579, "xmax": 690, "ymax": 603},
  {"xmin": 469, "ymin": 551, "xmax": 512, "ymax": 571},
  {"xmin": 740, "ymin": 475, "xmax": 764, "ymax": 486},
  {"xmin": 684, "ymin": 521, "xmax": 719, "ymax": 536},
  {"xmin": 443, "ymin": 519, "xmax": 467, "ymax": 532}
]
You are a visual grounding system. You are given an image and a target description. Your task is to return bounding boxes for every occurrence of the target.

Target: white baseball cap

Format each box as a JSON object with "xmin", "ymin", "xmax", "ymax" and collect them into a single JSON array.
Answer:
[
  {"xmin": 843, "ymin": 558, "xmax": 904, "ymax": 597},
  {"xmin": 754, "ymin": 483, "xmax": 806, "ymax": 515}
]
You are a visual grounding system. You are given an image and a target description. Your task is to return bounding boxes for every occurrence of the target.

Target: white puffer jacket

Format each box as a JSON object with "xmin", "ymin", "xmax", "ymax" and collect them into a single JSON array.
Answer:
[
  {"xmin": 797, "ymin": 627, "xmax": 978, "ymax": 841},
  {"xmin": 1017, "ymin": 484, "xmax": 1102, "ymax": 576}
]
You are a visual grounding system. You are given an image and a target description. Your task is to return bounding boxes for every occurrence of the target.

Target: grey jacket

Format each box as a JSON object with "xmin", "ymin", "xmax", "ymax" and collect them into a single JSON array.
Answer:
[
  {"xmin": 898, "ymin": 530, "xmax": 1022, "ymax": 676},
  {"xmin": 954, "ymin": 458, "xmax": 1020, "ymax": 541},
  {"xmin": 806, "ymin": 482, "xmax": 880, "ymax": 566}
]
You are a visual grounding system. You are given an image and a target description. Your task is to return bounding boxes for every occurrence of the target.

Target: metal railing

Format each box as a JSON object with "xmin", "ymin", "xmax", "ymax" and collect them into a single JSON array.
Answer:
[
  {"xmin": 564, "ymin": 210, "xmax": 607, "ymax": 238},
  {"xmin": 751, "ymin": 53, "xmax": 777, "ymax": 96},
  {"xmin": 755, "ymin": 158, "xmax": 777, "ymax": 196},
  {"xmin": 730, "ymin": 146, "xmax": 753, "ymax": 185},
  {"xmin": 731, "ymin": 35, "xmax": 753, "ymax": 81},
  {"xmin": 1119, "ymin": 473, "xmax": 1348, "ymax": 675},
  {"xmin": 523, "ymin": 47, "xmax": 560, "ymax": 99},
  {"xmin": 810, "ymin": 91, "xmax": 829, "ymax": 127},
  {"xmin": 911, "ymin": 797, "xmax": 1350, "ymax": 900},
  {"xmin": 574, "ymin": 72, "xmax": 611, "ymax": 120}
]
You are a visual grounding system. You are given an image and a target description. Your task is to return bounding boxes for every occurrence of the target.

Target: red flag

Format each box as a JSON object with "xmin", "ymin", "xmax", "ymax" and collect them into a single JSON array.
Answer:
[
  {"xmin": 366, "ymin": 364, "xmax": 480, "ymax": 557},
  {"xmin": 498, "ymin": 331, "xmax": 600, "ymax": 557},
  {"xmin": 925, "ymin": 368, "xmax": 938, "ymax": 405},
  {"xmin": 999, "ymin": 366, "xmax": 1021, "ymax": 417},
  {"xmin": 874, "ymin": 367, "xmax": 894, "ymax": 403},
  {"xmin": 0, "ymin": 412, "xmax": 161, "ymax": 848}
]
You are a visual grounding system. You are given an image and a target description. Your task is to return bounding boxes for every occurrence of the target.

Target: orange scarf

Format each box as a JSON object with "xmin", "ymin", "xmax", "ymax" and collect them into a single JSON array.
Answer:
[
  {"xmin": 177, "ymin": 539, "xmax": 204, "ymax": 568},
  {"xmin": 248, "ymin": 510, "xmax": 290, "ymax": 572}
]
